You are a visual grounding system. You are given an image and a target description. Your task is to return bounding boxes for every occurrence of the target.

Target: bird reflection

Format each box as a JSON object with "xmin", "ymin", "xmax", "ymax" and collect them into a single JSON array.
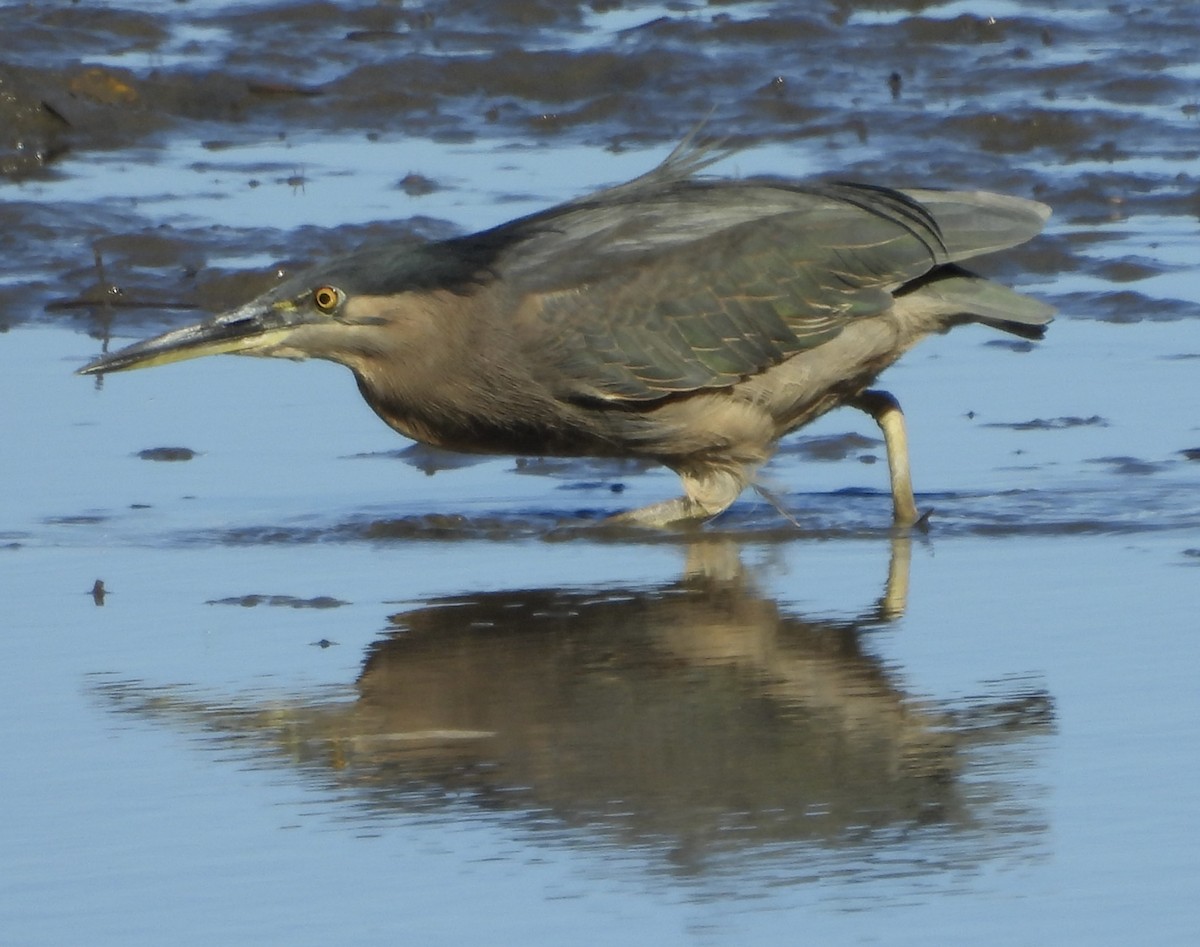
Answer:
[{"xmin": 96, "ymin": 538, "xmax": 1051, "ymax": 873}]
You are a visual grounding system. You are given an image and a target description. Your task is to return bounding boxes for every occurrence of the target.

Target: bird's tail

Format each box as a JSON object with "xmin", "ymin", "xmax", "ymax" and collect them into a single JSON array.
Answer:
[{"xmin": 899, "ymin": 264, "xmax": 1054, "ymax": 340}]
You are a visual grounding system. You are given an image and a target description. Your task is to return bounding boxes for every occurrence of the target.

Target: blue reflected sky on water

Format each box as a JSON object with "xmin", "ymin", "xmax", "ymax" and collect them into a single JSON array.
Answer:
[{"xmin": 3, "ymin": 315, "xmax": 1199, "ymax": 944}]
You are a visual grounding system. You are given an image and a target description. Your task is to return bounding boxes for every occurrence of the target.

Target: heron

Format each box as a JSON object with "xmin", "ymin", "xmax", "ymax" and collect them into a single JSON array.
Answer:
[{"xmin": 79, "ymin": 139, "xmax": 1052, "ymax": 527}]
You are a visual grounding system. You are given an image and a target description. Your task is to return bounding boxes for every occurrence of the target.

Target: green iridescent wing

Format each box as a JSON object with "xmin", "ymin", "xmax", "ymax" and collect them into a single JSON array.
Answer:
[{"xmin": 509, "ymin": 181, "xmax": 948, "ymax": 402}]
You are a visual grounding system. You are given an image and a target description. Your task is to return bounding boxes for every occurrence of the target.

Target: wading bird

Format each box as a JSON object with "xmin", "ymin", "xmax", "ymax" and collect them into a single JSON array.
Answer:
[{"xmin": 80, "ymin": 139, "xmax": 1052, "ymax": 527}]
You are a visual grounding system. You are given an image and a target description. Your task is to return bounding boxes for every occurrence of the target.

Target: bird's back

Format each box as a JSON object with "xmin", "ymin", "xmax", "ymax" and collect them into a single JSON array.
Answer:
[{"xmin": 466, "ymin": 166, "xmax": 1051, "ymax": 406}]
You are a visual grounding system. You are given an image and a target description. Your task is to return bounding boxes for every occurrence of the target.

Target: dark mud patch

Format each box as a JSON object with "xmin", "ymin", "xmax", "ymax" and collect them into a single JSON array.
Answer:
[
  {"xmin": 45, "ymin": 513, "xmax": 109, "ymax": 526},
  {"xmin": 207, "ymin": 593, "xmax": 349, "ymax": 609},
  {"xmin": 137, "ymin": 447, "xmax": 197, "ymax": 462},
  {"xmin": 396, "ymin": 172, "xmax": 440, "ymax": 196},
  {"xmin": 1086, "ymin": 455, "xmax": 1170, "ymax": 476},
  {"xmin": 1, "ymin": 531, "xmax": 29, "ymax": 551},
  {"xmin": 554, "ymin": 479, "xmax": 628, "ymax": 494},
  {"xmin": 983, "ymin": 415, "xmax": 1108, "ymax": 431},
  {"xmin": 179, "ymin": 508, "xmax": 875, "ymax": 547},
  {"xmin": 165, "ymin": 478, "xmax": 1200, "ymax": 549},
  {"xmin": 0, "ymin": 64, "xmax": 71, "ymax": 177},
  {"xmin": 1054, "ymin": 291, "xmax": 1200, "ymax": 324}
]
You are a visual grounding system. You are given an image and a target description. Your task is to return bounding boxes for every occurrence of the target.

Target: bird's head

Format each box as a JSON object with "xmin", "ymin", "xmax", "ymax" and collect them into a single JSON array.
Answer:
[
  {"xmin": 79, "ymin": 264, "xmax": 393, "ymax": 377},
  {"xmin": 76, "ymin": 241, "xmax": 481, "ymax": 378}
]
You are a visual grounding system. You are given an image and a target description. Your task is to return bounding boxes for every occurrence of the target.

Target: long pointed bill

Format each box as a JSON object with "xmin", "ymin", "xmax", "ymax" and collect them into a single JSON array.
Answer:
[{"xmin": 77, "ymin": 301, "xmax": 306, "ymax": 375}]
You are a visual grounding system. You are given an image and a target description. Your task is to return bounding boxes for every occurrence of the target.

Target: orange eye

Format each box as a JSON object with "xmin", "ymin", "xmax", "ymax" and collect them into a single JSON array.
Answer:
[{"xmin": 312, "ymin": 285, "xmax": 340, "ymax": 313}]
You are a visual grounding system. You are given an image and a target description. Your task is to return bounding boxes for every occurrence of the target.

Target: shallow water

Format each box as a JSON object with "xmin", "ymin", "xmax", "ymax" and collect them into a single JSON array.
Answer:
[{"xmin": 3, "ymin": 0, "xmax": 1200, "ymax": 944}]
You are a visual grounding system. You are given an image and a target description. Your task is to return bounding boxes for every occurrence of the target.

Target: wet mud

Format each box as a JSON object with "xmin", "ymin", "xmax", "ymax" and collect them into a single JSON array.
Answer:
[{"xmin": 3, "ymin": 0, "xmax": 1200, "ymax": 343}]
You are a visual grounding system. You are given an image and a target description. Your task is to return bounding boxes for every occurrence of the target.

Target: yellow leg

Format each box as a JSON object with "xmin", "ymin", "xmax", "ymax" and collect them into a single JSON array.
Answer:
[{"xmin": 850, "ymin": 389, "xmax": 923, "ymax": 528}]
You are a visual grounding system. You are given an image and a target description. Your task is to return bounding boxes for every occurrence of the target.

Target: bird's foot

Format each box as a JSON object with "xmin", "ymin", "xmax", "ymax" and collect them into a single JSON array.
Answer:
[
  {"xmin": 896, "ymin": 506, "xmax": 933, "ymax": 532},
  {"xmin": 607, "ymin": 463, "xmax": 747, "ymax": 528},
  {"xmin": 605, "ymin": 496, "xmax": 712, "ymax": 529}
]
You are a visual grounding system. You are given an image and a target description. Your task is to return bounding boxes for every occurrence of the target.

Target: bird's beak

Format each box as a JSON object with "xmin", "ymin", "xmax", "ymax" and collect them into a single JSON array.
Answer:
[{"xmin": 77, "ymin": 300, "xmax": 308, "ymax": 376}]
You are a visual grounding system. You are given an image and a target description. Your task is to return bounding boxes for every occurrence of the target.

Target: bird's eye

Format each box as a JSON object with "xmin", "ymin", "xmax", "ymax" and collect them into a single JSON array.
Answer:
[{"xmin": 312, "ymin": 285, "xmax": 341, "ymax": 313}]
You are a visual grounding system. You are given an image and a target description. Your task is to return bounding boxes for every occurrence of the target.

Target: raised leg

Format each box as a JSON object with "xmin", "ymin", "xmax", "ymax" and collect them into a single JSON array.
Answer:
[
  {"xmin": 849, "ymin": 389, "xmax": 923, "ymax": 528},
  {"xmin": 608, "ymin": 463, "xmax": 748, "ymax": 528}
]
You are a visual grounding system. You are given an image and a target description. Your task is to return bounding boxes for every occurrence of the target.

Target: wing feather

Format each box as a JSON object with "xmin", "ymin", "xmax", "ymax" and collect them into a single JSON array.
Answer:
[
  {"xmin": 415, "ymin": 141, "xmax": 1050, "ymax": 403},
  {"xmin": 506, "ymin": 181, "xmax": 948, "ymax": 401}
]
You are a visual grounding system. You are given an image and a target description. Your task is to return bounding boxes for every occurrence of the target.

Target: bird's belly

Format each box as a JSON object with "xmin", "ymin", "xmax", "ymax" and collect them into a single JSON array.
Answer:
[
  {"xmin": 360, "ymin": 314, "xmax": 917, "ymax": 464},
  {"xmin": 366, "ymin": 397, "xmax": 628, "ymax": 459}
]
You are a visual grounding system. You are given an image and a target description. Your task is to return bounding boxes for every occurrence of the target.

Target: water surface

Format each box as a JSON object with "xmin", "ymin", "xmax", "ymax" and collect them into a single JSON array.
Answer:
[{"xmin": 2, "ymin": 1, "xmax": 1199, "ymax": 944}]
